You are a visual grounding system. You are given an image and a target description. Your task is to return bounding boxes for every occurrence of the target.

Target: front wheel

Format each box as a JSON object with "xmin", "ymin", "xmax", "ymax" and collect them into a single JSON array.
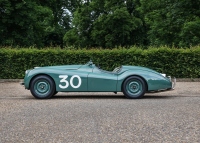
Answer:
[
  {"xmin": 122, "ymin": 76, "xmax": 146, "ymax": 99},
  {"xmin": 30, "ymin": 75, "xmax": 55, "ymax": 99},
  {"xmin": 52, "ymin": 91, "xmax": 58, "ymax": 96}
]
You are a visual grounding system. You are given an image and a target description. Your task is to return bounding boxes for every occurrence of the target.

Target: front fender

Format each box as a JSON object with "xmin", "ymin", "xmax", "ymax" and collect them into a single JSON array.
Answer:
[
  {"xmin": 24, "ymin": 69, "xmax": 54, "ymax": 90},
  {"xmin": 24, "ymin": 68, "xmax": 89, "ymax": 92}
]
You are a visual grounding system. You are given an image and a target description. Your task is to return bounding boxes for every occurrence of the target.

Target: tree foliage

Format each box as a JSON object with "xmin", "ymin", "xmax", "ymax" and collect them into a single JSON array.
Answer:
[
  {"xmin": 64, "ymin": 0, "xmax": 146, "ymax": 48},
  {"xmin": 0, "ymin": 0, "xmax": 52, "ymax": 47},
  {"xmin": 140, "ymin": 0, "xmax": 200, "ymax": 47},
  {"xmin": 0, "ymin": 0, "xmax": 199, "ymax": 48}
]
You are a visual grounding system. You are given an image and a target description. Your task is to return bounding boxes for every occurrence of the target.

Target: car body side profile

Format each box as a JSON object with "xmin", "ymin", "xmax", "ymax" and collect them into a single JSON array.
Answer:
[{"xmin": 21, "ymin": 60, "xmax": 176, "ymax": 99}]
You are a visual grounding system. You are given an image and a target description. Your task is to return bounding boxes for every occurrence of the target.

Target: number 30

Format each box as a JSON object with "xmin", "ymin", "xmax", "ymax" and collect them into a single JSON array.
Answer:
[{"xmin": 59, "ymin": 75, "xmax": 82, "ymax": 89}]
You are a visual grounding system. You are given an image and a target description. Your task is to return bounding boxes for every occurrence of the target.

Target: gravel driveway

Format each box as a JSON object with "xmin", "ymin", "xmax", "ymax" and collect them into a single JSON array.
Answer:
[{"xmin": 0, "ymin": 82, "xmax": 200, "ymax": 142}]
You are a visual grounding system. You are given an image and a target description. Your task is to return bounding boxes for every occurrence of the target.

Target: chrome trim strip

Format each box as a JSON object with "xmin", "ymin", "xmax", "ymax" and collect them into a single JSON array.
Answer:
[{"xmin": 172, "ymin": 77, "xmax": 176, "ymax": 89}]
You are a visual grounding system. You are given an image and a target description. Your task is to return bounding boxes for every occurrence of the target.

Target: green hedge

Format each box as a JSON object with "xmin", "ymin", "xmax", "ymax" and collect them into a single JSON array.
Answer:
[{"xmin": 0, "ymin": 46, "xmax": 200, "ymax": 79}]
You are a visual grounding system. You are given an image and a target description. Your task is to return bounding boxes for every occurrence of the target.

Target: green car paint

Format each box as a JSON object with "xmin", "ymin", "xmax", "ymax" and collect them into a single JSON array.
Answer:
[
  {"xmin": 117, "ymin": 66, "xmax": 172, "ymax": 91},
  {"xmin": 22, "ymin": 61, "xmax": 175, "ymax": 99}
]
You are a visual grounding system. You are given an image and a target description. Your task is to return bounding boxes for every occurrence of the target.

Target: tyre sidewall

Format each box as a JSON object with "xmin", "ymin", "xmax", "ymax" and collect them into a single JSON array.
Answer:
[
  {"xmin": 30, "ymin": 75, "xmax": 55, "ymax": 99},
  {"xmin": 122, "ymin": 76, "xmax": 146, "ymax": 99}
]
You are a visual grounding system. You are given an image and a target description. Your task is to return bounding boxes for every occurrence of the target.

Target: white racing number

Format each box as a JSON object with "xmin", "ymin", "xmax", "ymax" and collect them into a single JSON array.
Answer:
[
  {"xmin": 70, "ymin": 75, "xmax": 82, "ymax": 88},
  {"xmin": 59, "ymin": 75, "xmax": 82, "ymax": 89},
  {"xmin": 59, "ymin": 75, "xmax": 69, "ymax": 89}
]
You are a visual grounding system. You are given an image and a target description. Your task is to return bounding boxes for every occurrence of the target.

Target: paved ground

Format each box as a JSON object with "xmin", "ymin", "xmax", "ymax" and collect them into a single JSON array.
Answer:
[{"xmin": 0, "ymin": 82, "xmax": 200, "ymax": 143}]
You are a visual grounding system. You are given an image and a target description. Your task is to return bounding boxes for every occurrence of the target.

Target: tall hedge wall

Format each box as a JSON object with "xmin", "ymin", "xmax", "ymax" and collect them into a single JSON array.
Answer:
[{"xmin": 0, "ymin": 47, "xmax": 200, "ymax": 79}]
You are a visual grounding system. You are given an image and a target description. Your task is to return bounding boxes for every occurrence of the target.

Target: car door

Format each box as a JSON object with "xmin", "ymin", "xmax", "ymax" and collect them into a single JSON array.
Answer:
[
  {"xmin": 55, "ymin": 65, "xmax": 93, "ymax": 92},
  {"xmin": 87, "ymin": 67, "xmax": 118, "ymax": 91}
]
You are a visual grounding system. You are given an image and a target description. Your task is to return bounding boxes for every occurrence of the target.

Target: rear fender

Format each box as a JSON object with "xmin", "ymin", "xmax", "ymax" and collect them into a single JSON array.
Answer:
[{"xmin": 117, "ymin": 70, "xmax": 172, "ymax": 91}]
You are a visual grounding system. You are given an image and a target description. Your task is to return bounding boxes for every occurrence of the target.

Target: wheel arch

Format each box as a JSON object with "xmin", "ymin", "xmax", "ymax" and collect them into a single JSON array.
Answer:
[
  {"xmin": 28, "ymin": 73, "xmax": 56, "ymax": 90},
  {"xmin": 121, "ymin": 75, "xmax": 148, "ymax": 92}
]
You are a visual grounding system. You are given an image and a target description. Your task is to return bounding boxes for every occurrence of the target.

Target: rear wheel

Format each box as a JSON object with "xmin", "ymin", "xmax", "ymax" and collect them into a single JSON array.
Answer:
[
  {"xmin": 30, "ymin": 75, "xmax": 55, "ymax": 99},
  {"xmin": 122, "ymin": 76, "xmax": 146, "ymax": 99}
]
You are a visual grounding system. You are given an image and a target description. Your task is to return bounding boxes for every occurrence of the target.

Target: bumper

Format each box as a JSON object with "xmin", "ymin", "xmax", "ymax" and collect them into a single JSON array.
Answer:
[
  {"xmin": 172, "ymin": 77, "xmax": 176, "ymax": 89},
  {"xmin": 167, "ymin": 76, "xmax": 176, "ymax": 89}
]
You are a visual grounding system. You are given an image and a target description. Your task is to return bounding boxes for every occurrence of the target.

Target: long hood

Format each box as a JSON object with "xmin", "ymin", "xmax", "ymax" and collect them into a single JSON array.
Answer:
[{"xmin": 35, "ymin": 65, "xmax": 82, "ymax": 70}]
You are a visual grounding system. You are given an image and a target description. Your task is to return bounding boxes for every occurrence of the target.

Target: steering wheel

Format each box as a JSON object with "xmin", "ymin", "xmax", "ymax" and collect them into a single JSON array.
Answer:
[
  {"xmin": 86, "ymin": 60, "xmax": 93, "ymax": 66},
  {"xmin": 97, "ymin": 63, "xmax": 101, "ymax": 69}
]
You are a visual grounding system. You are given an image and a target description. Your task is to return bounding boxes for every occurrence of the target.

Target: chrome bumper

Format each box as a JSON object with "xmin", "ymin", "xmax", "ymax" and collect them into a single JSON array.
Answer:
[
  {"xmin": 167, "ymin": 76, "xmax": 176, "ymax": 89},
  {"xmin": 172, "ymin": 77, "xmax": 176, "ymax": 89}
]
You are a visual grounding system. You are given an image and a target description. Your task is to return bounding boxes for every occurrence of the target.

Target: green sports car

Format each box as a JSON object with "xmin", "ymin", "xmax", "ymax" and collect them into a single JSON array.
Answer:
[{"xmin": 21, "ymin": 60, "xmax": 176, "ymax": 99}]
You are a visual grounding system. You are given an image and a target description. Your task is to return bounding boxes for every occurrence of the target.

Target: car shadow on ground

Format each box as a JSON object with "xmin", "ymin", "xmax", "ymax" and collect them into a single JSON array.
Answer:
[
  {"xmin": 1, "ymin": 94, "xmax": 198, "ymax": 100},
  {"xmin": 51, "ymin": 94, "xmax": 175, "ymax": 99},
  {"xmin": 143, "ymin": 95, "xmax": 175, "ymax": 99},
  {"xmin": 52, "ymin": 95, "xmax": 125, "ymax": 99}
]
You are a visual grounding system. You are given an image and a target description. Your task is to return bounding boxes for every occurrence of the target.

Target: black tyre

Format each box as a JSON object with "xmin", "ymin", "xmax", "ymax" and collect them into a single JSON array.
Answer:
[
  {"xmin": 30, "ymin": 75, "xmax": 55, "ymax": 99},
  {"xmin": 53, "ymin": 91, "xmax": 58, "ymax": 96},
  {"xmin": 122, "ymin": 76, "xmax": 146, "ymax": 99}
]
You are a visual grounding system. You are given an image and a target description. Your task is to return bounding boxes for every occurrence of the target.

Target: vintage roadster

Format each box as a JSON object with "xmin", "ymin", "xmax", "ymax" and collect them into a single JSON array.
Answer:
[{"xmin": 21, "ymin": 60, "xmax": 176, "ymax": 99}]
